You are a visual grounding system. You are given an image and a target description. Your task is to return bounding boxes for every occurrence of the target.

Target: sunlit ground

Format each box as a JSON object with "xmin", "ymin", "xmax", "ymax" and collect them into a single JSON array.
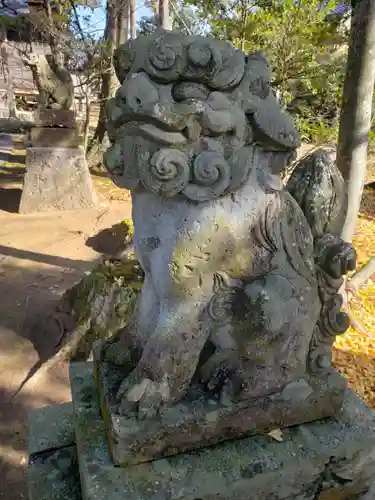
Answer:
[{"xmin": 333, "ymin": 187, "xmax": 375, "ymax": 409}]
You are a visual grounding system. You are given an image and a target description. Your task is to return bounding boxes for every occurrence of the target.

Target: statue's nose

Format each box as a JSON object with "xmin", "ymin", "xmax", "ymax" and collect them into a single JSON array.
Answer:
[{"xmin": 117, "ymin": 73, "xmax": 159, "ymax": 115}]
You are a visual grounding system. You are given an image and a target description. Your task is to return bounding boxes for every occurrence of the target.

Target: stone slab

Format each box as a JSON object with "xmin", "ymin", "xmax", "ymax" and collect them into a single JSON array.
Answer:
[
  {"xmin": 28, "ymin": 403, "xmax": 81, "ymax": 500},
  {"xmin": 30, "ymin": 127, "xmax": 81, "ymax": 148},
  {"xmin": 29, "ymin": 445, "xmax": 82, "ymax": 500},
  {"xmin": 34, "ymin": 109, "xmax": 77, "ymax": 129},
  {"xmin": 19, "ymin": 146, "xmax": 97, "ymax": 213},
  {"xmin": 70, "ymin": 361, "xmax": 375, "ymax": 500},
  {"xmin": 93, "ymin": 353, "xmax": 347, "ymax": 466},
  {"xmin": 28, "ymin": 402, "xmax": 75, "ymax": 455}
]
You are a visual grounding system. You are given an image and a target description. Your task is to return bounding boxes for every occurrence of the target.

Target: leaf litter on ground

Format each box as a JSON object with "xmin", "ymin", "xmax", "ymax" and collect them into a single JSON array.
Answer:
[{"xmin": 333, "ymin": 187, "xmax": 375, "ymax": 409}]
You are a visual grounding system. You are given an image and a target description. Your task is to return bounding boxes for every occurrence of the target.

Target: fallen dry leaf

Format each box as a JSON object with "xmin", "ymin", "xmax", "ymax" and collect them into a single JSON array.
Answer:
[{"xmin": 268, "ymin": 428, "xmax": 283, "ymax": 442}]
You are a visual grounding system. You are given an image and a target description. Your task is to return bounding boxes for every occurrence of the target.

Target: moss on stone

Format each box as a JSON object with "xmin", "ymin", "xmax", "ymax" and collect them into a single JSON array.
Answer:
[
  {"xmin": 58, "ymin": 254, "xmax": 144, "ymax": 360},
  {"xmin": 121, "ymin": 218, "xmax": 134, "ymax": 239}
]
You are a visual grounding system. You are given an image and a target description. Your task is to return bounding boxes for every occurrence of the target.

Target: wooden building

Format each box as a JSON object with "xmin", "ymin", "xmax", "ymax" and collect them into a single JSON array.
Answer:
[{"xmin": 0, "ymin": 0, "xmax": 50, "ymax": 118}]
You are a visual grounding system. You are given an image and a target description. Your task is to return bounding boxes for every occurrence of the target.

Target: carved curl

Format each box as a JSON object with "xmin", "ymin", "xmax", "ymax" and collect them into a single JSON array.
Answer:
[
  {"xmin": 183, "ymin": 151, "xmax": 231, "ymax": 202},
  {"xmin": 145, "ymin": 33, "xmax": 187, "ymax": 82},
  {"xmin": 141, "ymin": 148, "xmax": 190, "ymax": 197},
  {"xmin": 139, "ymin": 149, "xmax": 233, "ymax": 201},
  {"xmin": 185, "ymin": 38, "xmax": 222, "ymax": 82},
  {"xmin": 308, "ymin": 294, "xmax": 349, "ymax": 374}
]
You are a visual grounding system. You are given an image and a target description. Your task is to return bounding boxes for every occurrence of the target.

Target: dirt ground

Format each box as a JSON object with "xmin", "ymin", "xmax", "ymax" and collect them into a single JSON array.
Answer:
[{"xmin": 0, "ymin": 152, "xmax": 132, "ymax": 500}]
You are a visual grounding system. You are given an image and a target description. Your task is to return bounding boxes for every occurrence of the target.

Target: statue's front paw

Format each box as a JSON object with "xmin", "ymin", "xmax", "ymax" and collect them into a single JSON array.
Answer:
[
  {"xmin": 116, "ymin": 368, "xmax": 170, "ymax": 419},
  {"xmin": 321, "ymin": 242, "xmax": 356, "ymax": 279}
]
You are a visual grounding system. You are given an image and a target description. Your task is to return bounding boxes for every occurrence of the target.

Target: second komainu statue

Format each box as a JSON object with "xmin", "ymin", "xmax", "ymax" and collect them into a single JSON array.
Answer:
[{"xmin": 96, "ymin": 30, "xmax": 356, "ymax": 465}]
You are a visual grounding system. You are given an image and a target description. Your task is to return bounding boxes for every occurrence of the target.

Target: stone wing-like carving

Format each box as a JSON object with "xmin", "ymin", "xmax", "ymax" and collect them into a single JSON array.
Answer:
[{"xmin": 286, "ymin": 147, "xmax": 356, "ymax": 375}]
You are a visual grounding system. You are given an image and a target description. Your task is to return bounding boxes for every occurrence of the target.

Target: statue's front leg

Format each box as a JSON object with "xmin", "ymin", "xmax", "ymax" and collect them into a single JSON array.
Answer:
[
  {"xmin": 117, "ymin": 293, "xmax": 213, "ymax": 418},
  {"xmin": 38, "ymin": 90, "xmax": 49, "ymax": 110}
]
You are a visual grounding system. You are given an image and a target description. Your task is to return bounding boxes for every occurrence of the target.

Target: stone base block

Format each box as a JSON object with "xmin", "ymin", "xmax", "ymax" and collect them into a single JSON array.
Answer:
[
  {"xmin": 69, "ymin": 362, "xmax": 375, "ymax": 500},
  {"xmin": 33, "ymin": 109, "xmax": 76, "ymax": 129},
  {"xmin": 28, "ymin": 402, "xmax": 75, "ymax": 455},
  {"xmin": 31, "ymin": 127, "xmax": 81, "ymax": 148},
  {"xmin": 28, "ymin": 403, "xmax": 81, "ymax": 500},
  {"xmin": 19, "ymin": 146, "xmax": 97, "ymax": 213},
  {"xmin": 93, "ymin": 355, "xmax": 347, "ymax": 466}
]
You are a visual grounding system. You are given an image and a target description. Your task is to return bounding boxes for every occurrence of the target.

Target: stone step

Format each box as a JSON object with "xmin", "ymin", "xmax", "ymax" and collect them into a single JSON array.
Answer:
[{"xmin": 28, "ymin": 402, "xmax": 82, "ymax": 500}]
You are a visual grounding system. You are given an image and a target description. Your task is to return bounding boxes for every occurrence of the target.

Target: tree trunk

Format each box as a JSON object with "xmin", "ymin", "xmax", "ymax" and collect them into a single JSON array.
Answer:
[
  {"xmin": 91, "ymin": 0, "xmax": 129, "ymax": 147},
  {"xmin": 336, "ymin": 0, "xmax": 375, "ymax": 242},
  {"xmin": 347, "ymin": 256, "xmax": 375, "ymax": 296},
  {"xmin": 130, "ymin": 0, "xmax": 136, "ymax": 39},
  {"xmin": 116, "ymin": 0, "xmax": 129, "ymax": 46},
  {"xmin": 336, "ymin": 0, "xmax": 375, "ymax": 332},
  {"xmin": 91, "ymin": 0, "xmax": 119, "ymax": 146},
  {"xmin": 159, "ymin": 0, "xmax": 172, "ymax": 30},
  {"xmin": 151, "ymin": 0, "xmax": 159, "ymax": 15},
  {"xmin": 83, "ymin": 95, "xmax": 91, "ymax": 151}
]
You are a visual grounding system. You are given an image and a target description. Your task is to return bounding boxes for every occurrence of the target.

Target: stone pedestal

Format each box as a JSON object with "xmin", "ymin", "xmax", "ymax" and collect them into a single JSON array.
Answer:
[
  {"xmin": 19, "ymin": 146, "xmax": 96, "ymax": 213},
  {"xmin": 28, "ymin": 402, "xmax": 81, "ymax": 500},
  {"xmin": 94, "ymin": 352, "xmax": 347, "ymax": 467},
  {"xmin": 30, "ymin": 127, "xmax": 81, "ymax": 148},
  {"xmin": 34, "ymin": 109, "xmax": 77, "ymax": 129},
  {"xmin": 19, "ymin": 108, "xmax": 95, "ymax": 214},
  {"xmin": 28, "ymin": 362, "xmax": 375, "ymax": 500}
]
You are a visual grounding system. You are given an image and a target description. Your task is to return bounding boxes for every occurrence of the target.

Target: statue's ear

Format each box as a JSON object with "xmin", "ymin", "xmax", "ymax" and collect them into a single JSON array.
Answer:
[
  {"xmin": 255, "ymin": 150, "xmax": 288, "ymax": 192},
  {"xmin": 258, "ymin": 169, "xmax": 283, "ymax": 192},
  {"xmin": 268, "ymin": 150, "xmax": 296, "ymax": 175}
]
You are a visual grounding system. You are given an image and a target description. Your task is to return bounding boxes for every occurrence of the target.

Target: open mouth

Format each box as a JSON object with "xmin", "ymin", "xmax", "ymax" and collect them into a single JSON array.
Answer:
[
  {"xmin": 137, "ymin": 123, "xmax": 187, "ymax": 145},
  {"xmin": 118, "ymin": 118, "xmax": 188, "ymax": 146},
  {"xmin": 114, "ymin": 98, "xmax": 207, "ymax": 145}
]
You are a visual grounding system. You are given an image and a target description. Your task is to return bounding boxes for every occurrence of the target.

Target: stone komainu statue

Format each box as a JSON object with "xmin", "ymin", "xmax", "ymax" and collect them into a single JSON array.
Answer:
[
  {"xmin": 100, "ymin": 30, "xmax": 356, "ymax": 421},
  {"xmin": 23, "ymin": 53, "xmax": 74, "ymax": 110}
]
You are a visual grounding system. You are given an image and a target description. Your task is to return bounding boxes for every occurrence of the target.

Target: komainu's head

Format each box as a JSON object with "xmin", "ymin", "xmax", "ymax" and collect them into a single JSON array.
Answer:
[
  {"xmin": 22, "ymin": 52, "xmax": 41, "ymax": 68},
  {"xmin": 105, "ymin": 30, "xmax": 300, "ymax": 202}
]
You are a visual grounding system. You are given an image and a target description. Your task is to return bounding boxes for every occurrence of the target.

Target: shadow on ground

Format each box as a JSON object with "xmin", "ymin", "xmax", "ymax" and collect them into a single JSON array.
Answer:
[
  {"xmin": 0, "ymin": 263, "xmax": 88, "ymax": 500},
  {"xmin": 0, "ymin": 364, "xmax": 70, "ymax": 500},
  {"xmin": 0, "ymin": 245, "xmax": 92, "ymax": 270},
  {"xmin": 85, "ymin": 222, "xmax": 133, "ymax": 258},
  {"xmin": 0, "ymin": 146, "xmax": 25, "ymax": 214},
  {"xmin": 0, "ymin": 188, "xmax": 22, "ymax": 214}
]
